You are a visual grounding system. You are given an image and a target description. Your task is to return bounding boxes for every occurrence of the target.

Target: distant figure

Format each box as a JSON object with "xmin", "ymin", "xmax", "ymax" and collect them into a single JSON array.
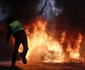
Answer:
[{"xmin": 6, "ymin": 17, "xmax": 28, "ymax": 67}]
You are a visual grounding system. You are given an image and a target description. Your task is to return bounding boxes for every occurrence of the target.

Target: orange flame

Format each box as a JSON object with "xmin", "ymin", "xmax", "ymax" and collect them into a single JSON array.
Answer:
[
  {"xmin": 66, "ymin": 33, "xmax": 82, "ymax": 59},
  {"xmin": 18, "ymin": 16, "xmax": 83, "ymax": 63}
]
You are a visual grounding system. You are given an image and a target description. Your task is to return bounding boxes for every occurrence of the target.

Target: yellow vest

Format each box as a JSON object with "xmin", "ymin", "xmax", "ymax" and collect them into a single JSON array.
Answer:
[{"xmin": 8, "ymin": 21, "xmax": 24, "ymax": 35}]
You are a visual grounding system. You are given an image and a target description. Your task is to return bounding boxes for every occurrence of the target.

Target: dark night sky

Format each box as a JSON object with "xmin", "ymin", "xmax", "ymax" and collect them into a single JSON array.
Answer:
[
  {"xmin": 55, "ymin": 0, "xmax": 85, "ymax": 34},
  {"xmin": 0, "ymin": 0, "xmax": 40, "ymax": 23},
  {"xmin": 1, "ymin": 0, "xmax": 85, "ymax": 28}
]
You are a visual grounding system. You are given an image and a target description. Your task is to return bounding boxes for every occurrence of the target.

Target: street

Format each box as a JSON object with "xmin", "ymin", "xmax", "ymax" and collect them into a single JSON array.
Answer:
[{"xmin": 0, "ymin": 61, "xmax": 85, "ymax": 70}]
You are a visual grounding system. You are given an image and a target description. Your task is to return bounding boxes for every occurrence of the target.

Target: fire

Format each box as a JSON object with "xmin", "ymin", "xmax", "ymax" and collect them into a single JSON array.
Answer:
[
  {"xmin": 66, "ymin": 33, "xmax": 82, "ymax": 59},
  {"xmin": 18, "ymin": 16, "xmax": 83, "ymax": 63}
]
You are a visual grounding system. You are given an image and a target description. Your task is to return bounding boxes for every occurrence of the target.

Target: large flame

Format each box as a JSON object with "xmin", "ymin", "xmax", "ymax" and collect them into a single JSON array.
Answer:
[
  {"xmin": 18, "ymin": 16, "xmax": 83, "ymax": 63},
  {"xmin": 66, "ymin": 33, "xmax": 82, "ymax": 59}
]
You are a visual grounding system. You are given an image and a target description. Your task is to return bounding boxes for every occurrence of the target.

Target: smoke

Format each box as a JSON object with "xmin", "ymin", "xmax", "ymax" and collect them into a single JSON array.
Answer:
[
  {"xmin": 0, "ymin": 0, "xmax": 40, "ymax": 24},
  {"xmin": 54, "ymin": 0, "xmax": 85, "ymax": 34}
]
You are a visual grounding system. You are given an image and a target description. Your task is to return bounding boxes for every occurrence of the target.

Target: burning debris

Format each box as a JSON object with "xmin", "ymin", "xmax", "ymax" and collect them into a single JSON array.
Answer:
[
  {"xmin": 69, "ymin": 58, "xmax": 84, "ymax": 63},
  {"xmin": 18, "ymin": 16, "xmax": 85, "ymax": 64}
]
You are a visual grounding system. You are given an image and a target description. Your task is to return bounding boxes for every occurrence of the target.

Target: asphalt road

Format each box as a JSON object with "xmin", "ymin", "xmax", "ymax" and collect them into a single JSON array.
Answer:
[{"xmin": 0, "ymin": 61, "xmax": 85, "ymax": 70}]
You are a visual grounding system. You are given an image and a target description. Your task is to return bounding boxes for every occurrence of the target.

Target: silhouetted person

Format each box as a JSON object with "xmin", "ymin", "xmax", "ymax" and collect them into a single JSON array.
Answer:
[{"xmin": 6, "ymin": 17, "xmax": 28, "ymax": 67}]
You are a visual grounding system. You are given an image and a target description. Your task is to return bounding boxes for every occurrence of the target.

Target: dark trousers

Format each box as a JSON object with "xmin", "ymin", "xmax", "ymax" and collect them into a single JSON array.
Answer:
[{"xmin": 12, "ymin": 30, "xmax": 28, "ymax": 65}]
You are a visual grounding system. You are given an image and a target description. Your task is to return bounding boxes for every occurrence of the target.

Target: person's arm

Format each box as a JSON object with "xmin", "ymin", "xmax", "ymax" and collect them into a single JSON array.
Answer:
[{"xmin": 6, "ymin": 26, "xmax": 11, "ymax": 43}]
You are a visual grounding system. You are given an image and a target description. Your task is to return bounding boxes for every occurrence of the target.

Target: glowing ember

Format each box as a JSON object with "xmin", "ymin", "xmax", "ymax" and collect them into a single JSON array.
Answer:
[{"xmin": 18, "ymin": 16, "xmax": 83, "ymax": 63}]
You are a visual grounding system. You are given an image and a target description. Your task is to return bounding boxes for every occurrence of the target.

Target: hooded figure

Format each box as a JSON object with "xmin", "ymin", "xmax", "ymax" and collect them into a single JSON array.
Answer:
[{"xmin": 6, "ymin": 17, "xmax": 28, "ymax": 67}]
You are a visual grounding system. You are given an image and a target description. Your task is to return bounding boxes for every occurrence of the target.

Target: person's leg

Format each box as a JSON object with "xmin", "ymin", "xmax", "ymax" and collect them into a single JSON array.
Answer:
[
  {"xmin": 11, "ymin": 39, "xmax": 20, "ymax": 67},
  {"xmin": 22, "ymin": 35, "xmax": 28, "ymax": 56},
  {"xmin": 20, "ymin": 34, "xmax": 28, "ymax": 64}
]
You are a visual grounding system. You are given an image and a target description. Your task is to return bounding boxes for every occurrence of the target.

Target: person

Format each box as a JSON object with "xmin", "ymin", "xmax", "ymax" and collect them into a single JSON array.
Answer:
[{"xmin": 6, "ymin": 17, "xmax": 28, "ymax": 67}]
